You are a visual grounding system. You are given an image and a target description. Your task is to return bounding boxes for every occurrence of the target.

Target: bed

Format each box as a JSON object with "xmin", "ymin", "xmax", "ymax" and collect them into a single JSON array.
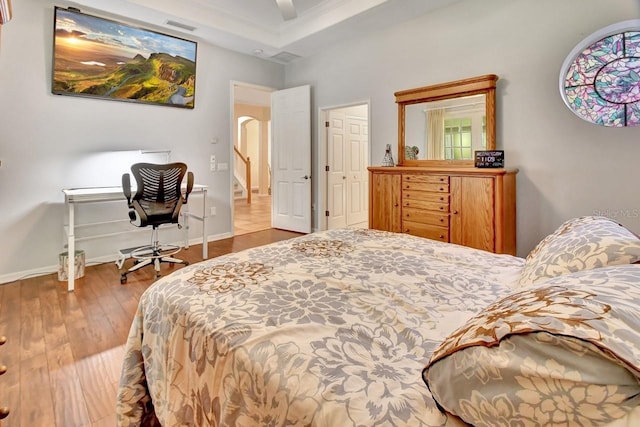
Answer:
[{"xmin": 117, "ymin": 216, "xmax": 640, "ymax": 426}]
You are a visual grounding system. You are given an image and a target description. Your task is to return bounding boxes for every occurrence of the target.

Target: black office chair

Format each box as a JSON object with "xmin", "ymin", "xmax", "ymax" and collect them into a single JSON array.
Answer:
[{"xmin": 120, "ymin": 162, "xmax": 194, "ymax": 284}]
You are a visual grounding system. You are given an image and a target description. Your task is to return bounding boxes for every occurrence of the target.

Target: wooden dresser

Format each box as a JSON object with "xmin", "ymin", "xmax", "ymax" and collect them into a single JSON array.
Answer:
[
  {"xmin": 0, "ymin": 336, "xmax": 8, "ymax": 425},
  {"xmin": 369, "ymin": 166, "xmax": 517, "ymax": 255}
]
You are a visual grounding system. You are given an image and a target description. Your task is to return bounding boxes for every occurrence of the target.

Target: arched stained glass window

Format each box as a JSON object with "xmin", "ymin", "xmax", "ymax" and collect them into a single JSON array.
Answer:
[{"xmin": 559, "ymin": 20, "xmax": 640, "ymax": 127}]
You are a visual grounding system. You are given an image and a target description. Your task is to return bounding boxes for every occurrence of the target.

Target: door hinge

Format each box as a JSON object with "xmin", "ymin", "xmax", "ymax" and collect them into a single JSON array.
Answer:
[
  {"xmin": 325, "ymin": 210, "xmax": 330, "ymax": 217},
  {"xmin": 325, "ymin": 121, "xmax": 329, "ymax": 127},
  {"xmin": 325, "ymin": 165, "xmax": 330, "ymax": 172}
]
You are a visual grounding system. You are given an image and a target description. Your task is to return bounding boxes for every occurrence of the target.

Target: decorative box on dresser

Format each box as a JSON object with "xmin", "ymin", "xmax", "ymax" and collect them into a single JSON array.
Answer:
[{"xmin": 368, "ymin": 166, "xmax": 517, "ymax": 255}]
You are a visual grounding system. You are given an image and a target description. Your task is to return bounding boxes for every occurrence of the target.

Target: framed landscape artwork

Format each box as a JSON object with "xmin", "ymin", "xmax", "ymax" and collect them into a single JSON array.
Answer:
[{"xmin": 52, "ymin": 7, "xmax": 197, "ymax": 109}]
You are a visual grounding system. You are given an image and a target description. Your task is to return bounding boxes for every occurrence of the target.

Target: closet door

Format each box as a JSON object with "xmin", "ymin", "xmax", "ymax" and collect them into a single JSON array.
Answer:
[
  {"xmin": 345, "ymin": 116, "xmax": 368, "ymax": 226},
  {"xmin": 327, "ymin": 112, "xmax": 369, "ymax": 229},
  {"xmin": 450, "ymin": 176, "xmax": 495, "ymax": 252}
]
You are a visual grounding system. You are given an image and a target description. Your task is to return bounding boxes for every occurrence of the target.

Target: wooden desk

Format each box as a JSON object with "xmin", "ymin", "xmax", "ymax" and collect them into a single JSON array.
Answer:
[{"xmin": 62, "ymin": 185, "xmax": 208, "ymax": 291}]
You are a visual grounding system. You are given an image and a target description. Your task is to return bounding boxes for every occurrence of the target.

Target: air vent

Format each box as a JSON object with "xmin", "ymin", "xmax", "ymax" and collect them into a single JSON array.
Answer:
[
  {"xmin": 165, "ymin": 20, "xmax": 197, "ymax": 32},
  {"xmin": 269, "ymin": 51, "xmax": 301, "ymax": 64}
]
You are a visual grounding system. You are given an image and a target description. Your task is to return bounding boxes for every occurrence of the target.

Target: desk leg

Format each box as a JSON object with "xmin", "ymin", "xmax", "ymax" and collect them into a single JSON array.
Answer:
[
  {"xmin": 202, "ymin": 189, "xmax": 208, "ymax": 260},
  {"xmin": 183, "ymin": 203, "xmax": 190, "ymax": 250},
  {"xmin": 67, "ymin": 201, "xmax": 75, "ymax": 292}
]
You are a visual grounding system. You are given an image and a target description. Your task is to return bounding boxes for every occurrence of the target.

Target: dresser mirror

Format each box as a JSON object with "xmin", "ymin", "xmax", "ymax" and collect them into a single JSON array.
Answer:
[{"xmin": 396, "ymin": 74, "xmax": 498, "ymax": 166}]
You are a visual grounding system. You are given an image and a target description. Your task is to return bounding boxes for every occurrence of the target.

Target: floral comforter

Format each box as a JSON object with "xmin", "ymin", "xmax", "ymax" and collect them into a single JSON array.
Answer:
[{"xmin": 116, "ymin": 228, "xmax": 524, "ymax": 426}]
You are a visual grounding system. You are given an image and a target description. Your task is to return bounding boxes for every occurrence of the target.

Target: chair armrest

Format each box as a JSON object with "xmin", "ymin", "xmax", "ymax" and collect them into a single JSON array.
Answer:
[
  {"xmin": 184, "ymin": 171, "xmax": 194, "ymax": 203},
  {"xmin": 122, "ymin": 173, "xmax": 132, "ymax": 204}
]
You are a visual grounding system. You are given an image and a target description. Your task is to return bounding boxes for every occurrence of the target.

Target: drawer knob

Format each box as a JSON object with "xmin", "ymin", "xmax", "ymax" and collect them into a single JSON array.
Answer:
[
  {"xmin": 439, "ymin": 187, "xmax": 444, "ymax": 191},
  {"xmin": 0, "ymin": 407, "xmax": 9, "ymax": 419},
  {"xmin": 453, "ymin": 210, "xmax": 459, "ymax": 214},
  {"xmin": 0, "ymin": 365, "xmax": 6, "ymax": 375},
  {"xmin": 439, "ymin": 234, "xmax": 445, "ymax": 239},
  {"xmin": 440, "ymin": 218, "xmax": 444, "ymax": 222}
]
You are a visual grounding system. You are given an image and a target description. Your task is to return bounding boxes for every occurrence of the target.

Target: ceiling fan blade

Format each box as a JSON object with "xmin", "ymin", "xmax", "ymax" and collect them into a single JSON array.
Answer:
[{"xmin": 275, "ymin": 0, "xmax": 297, "ymax": 21}]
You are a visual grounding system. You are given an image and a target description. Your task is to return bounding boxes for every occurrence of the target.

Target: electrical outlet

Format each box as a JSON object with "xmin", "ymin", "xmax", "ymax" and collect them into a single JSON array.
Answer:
[
  {"xmin": 210, "ymin": 206, "xmax": 216, "ymax": 216},
  {"xmin": 210, "ymin": 155, "xmax": 216, "ymax": 171}
]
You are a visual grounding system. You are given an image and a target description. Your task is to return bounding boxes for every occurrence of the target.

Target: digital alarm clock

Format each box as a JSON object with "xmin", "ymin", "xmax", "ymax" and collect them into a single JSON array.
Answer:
[{"xmin": 474, "ymin": 150, "xmax": 504, "ymax": 168}]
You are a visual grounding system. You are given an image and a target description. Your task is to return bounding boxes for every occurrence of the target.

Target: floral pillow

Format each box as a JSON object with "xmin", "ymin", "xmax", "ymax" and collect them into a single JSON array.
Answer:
[
  {"xmin": 517, "ymin": 216, "xmax": 640, "ymax": 287},
  {"xmin": 423, "ymin": 265, "xmax": 640, "ymax": 427}
]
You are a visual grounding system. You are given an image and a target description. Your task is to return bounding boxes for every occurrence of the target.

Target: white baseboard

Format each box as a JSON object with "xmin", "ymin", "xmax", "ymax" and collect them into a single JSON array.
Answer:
[
  {"xmin": 0, "ymin": 264, "xmax": 61, "ymax": 285},
  {"xmin": 0, "ymin": 232, "xmax": 234, "ymax": 286}
]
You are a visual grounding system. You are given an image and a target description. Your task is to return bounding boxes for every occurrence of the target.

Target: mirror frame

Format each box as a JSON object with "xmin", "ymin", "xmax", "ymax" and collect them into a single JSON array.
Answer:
[{"xmin": 395, "ymin": 74, "xmax": 498, "ymax": 167}]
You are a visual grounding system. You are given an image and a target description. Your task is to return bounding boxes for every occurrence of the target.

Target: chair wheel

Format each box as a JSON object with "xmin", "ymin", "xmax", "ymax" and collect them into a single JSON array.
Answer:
[{"xmin": 120, "ymin": 275, "xmax": 127, "ymax": 284}]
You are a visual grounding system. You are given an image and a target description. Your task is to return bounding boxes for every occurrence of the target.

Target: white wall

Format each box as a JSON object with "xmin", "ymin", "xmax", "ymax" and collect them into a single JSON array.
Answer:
[
  {"xmin": 0, "ymin": 0, "xmax": 284, "ymax": 281},
  {"xmin": 285, "ymin": 0, "xmax": 640, "ymax": 257}
]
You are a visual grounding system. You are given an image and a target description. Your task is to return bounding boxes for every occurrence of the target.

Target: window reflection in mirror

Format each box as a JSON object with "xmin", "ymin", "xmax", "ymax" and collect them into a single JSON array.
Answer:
[{"xmin": 404, "ymin": 94, "xmax": 486, "ymax": 161}]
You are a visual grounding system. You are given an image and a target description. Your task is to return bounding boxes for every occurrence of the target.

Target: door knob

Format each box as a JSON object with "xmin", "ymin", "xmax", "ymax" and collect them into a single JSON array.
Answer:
[{"xmin": 301, "ymin": 175, "xmax": 311, "ymax": 180}]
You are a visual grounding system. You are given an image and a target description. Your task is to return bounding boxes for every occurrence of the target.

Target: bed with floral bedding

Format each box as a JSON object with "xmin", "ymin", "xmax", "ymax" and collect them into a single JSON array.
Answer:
[{"xmin": 117, "ymin": 216, "xmax": 640, "ymax": 427}]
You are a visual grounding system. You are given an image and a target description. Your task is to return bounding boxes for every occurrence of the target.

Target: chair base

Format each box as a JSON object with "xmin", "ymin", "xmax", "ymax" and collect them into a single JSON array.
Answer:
[{"xmin": 119, "ymin": 242, "xmax": 189, "ymax": 284}]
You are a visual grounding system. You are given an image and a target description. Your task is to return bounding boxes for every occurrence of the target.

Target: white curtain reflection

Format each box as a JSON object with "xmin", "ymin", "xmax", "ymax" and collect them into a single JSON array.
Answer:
[
  {"xmin": 426, "ymin": 108, "xmax": 445, "ymax": 160},
  {"xmin": 0, "ymin": 0, "xmax": 12, "ymax": 24}
]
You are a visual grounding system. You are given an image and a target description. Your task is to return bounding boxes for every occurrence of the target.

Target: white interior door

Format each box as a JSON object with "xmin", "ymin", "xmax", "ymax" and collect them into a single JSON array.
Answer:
[
  {"xmin": 327, "ymin": 110, "xmax": 347, "ymax": 229},
  {"xmin": 326, "ymin": 105, "xmax": 368, "ymax": 229},
  {"xmin": 346, "ymin": 117, "xmax": 368, "ymax": 225},
  {"xmin": 271, "ymin": 85, "xmax": 311, "ymax": 233}
]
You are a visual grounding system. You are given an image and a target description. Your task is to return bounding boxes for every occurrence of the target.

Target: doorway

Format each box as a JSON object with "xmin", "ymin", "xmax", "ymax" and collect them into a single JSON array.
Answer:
[
  {"xmin": 232, "ymin": 83, "xmax": 273, "ymax": 235},
  {"xmin": 321, "ymin": 103, "xmax": 370, "ymax": 231}
]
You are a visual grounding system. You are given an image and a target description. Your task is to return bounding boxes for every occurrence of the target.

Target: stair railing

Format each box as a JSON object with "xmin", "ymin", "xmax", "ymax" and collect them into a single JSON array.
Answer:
[{"xmin": 233, "ymin": 146, "xmax": 251, "ymax": 204}]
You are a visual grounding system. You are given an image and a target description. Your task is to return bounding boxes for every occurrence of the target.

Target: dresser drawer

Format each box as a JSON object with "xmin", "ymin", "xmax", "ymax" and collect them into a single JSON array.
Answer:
[
  {"xmin": 402, "ymin": 198, "xmax": 449, "ymax": 212},
  {"xmin": 403, "ymin": 221, "xmax": 449, "ymax": 242},
  {"xmin": 403, "ymin": 174, "xmax": 449, "ymax": 185},
  {"xmin": 402, "ymin": 191, "xmax": 449, "ymax": 204},
  {"xmin": 403, "ymin": 208, "xmax": 449, "ymax": 226},
  {"xmin": 402, "ymin": 182, "xmax": 449, "ymax": 193}
]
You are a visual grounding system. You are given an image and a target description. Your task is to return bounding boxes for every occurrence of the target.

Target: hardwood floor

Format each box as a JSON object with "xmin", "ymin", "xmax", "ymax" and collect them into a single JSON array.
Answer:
[
  {"xmin": 0, "ymin": 229, "xmax": 302, "ymax": 427},
  {"xmin": 234, "ymin": 193, "xmax": 272, "ymax": 235}
]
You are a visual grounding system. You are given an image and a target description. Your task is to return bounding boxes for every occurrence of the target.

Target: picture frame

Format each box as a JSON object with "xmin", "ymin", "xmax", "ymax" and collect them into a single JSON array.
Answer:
[{"xmin": 52, "ymin": 7, "xmax": 197, "ymax": 109}]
